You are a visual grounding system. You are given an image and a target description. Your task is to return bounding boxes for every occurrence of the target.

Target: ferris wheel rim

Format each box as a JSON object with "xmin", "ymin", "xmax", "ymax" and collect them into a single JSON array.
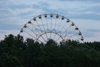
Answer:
[
  {"xmin": 19, "ymin": 13, "xmax": 84, "ymax": 42},
  {"xmin": 36, "ymin": 31, "xmax": 64, "ymax": 41}
]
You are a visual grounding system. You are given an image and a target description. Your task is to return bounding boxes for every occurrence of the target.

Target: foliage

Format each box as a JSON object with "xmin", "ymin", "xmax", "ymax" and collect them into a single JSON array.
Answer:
[{"xmin": 0, "ymin": 34, "xmax": 100, "ymax": 67}]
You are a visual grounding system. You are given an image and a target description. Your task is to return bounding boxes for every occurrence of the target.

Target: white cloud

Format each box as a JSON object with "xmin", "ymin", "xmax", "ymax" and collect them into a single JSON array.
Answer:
[
  {"xmin": 0, "ymin": 29, "xmax": 19, "ymax": 35},
  {"xmin": 72, "ymin": 19, "xmax": 100, "ymax": 30},
  {"xmin": 0, "ymin": 17, "xmax": 25, "ymax": 25},
  {"xmin": 9, "ymin": 0, "xmax": 47, "ymax": 5},
  {"xmin": 0, "ymin": 0, "xmax": 100, "ymax": 42},
  {"xmin": 0, "ymin": 29, "xmax": 19, "ymax": 40},
  {"xmin": 85, "ymin": 32, "xmax": 100, "ymax": 42},
  {"xmin": 47, "ymin": 1, "xmax": 100, "ymax": 9},
  {"xmin": 0, "ymin": 8, "xmax": 45, "ymax": 26},
  {"xmin": 39, "ymin": 0, "xmax": 100, "ymax": 15}
]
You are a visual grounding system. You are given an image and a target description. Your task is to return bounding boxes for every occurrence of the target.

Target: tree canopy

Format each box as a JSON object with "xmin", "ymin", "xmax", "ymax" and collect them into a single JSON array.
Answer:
[{"xmin": 0, "ymin": 34, "xmax": 100, "ymax": 67}]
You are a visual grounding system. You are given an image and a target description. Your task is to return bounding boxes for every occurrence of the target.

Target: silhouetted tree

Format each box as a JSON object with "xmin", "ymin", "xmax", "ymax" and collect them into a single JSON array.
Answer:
[{"xmin": 0, "ymin": 34, "xmax": 100, "ymax": 67}]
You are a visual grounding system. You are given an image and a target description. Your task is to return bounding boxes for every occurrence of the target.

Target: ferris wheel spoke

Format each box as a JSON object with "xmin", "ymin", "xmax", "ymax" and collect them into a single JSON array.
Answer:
[
  {"xmin": 31, "ymin": 23, "xmax": 40, "ymax": 33},
  {"xmin": 67, "ymin": 34, "xmax": 79, "ymax": 40},
  {"xmin": 27, "ymin": 27, "xmax": 38, "ymax": 37},
  {"xmin": 55, "ymin": 17, "xmax": 64, "ymax": 40},
  {"xmin": 40, "ymin": 36, "xmax": 47, "ymax": 43},
  {"xmin": 40, "ymin": 18, "xmax": 46, "ymax": 31},
  {"xmin": 45, "ymin": 15, "xmax": 49, "ymax": 31},
  {"xmin": 40, "ymin": 18, "xmax": 49, "ymax": 40},
  {"xmin": 35, "ymin": 37, "xmax": 44, "ymax": 43},
  {"xmin": 60, "ymin": 17, "xmax": 71, "ymax": 38},
  {"xmin": 31, "ymin": 23, "xmax": 42, "ymax": 33},
  {"xmin": 65, "ymin": 28, "xmax": 80, "ymax": 40},
  {"xmin": 31, "ymin": 21, "xmax": 46, "ymax": 40},
  {"xmin": 53, "ymin": 19, "xmax": 57, "ymax": 31},
  {"xmin": 49, "ymin": 18, "xmax": 52, "ymax": 39},
  {"xmin": 35, "ymin": 20, "xmax": 45, "ymax": 34},
  {"xmin": 34, "ymin": 28, "xmax": 48, "ymax": 42},
  {"xmin": 55, "ymin": 34, "xmax": 63, "ymax": 42},
  {"xmin": 37, "ymin": 33, "xmax": 47, "ymax": 42},
  {"xmin": 37, "ymin": 39, "xmax": 43, "ymax": 43},
  {"xmin": 56, "ymin": 37, "xmax": 61, "ymax": 42},
  {"xmin": 63, "ymin": 25, "xmax": 72, "ymax": 39},
  {"xmin": 23, "ymin": 30, "xmax": 36, "ymax": 39},
  {"xmin": 53, "ymin": 16, "xmax": 61, "ymax": 39},
  {"xmin": 54, "ymin": 14, "xmax": 58, "ymax": 30}
]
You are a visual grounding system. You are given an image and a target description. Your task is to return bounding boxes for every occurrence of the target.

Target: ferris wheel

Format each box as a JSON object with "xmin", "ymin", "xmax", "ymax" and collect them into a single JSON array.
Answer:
[{"xmin": 19, "ymin": 14, "xmax": 84, "ymax": 43}]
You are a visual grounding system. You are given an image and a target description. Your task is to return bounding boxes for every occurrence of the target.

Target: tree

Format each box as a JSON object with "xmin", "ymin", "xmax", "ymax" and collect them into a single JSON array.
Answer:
[{"xmin": 0, "ymin": 34, "xmax": 100, "ymax": 67}]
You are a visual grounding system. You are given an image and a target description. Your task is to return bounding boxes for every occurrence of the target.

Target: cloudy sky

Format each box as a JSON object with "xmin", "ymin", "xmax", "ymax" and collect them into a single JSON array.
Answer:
[{"xmin": 0, "ymin": 0, "xmax": 100, "ymax": 42}]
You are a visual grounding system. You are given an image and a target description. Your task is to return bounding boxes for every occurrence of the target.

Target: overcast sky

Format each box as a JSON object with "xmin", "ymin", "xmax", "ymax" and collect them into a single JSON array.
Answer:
[{"xmin": 0, "ymin": 0, "xmax": 100, "ymax": 42}]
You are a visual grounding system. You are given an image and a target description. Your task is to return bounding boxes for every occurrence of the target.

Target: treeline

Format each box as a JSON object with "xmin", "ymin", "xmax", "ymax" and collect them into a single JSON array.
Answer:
[{"xmin": 0, "ymin": 34, "xmax": 100, "ymax": 67}]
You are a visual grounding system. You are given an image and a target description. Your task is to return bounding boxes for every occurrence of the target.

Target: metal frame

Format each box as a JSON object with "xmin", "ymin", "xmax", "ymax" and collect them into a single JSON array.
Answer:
[{"xmin": 19, "ymin": 13, "xmax": 84, "ymax": 43}]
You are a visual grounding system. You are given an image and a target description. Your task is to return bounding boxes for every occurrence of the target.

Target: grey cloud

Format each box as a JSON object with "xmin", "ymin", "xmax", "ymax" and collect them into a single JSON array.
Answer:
[{"xmin": 58, "ymin": 0, "xmax": 100, "ymax": 2}]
